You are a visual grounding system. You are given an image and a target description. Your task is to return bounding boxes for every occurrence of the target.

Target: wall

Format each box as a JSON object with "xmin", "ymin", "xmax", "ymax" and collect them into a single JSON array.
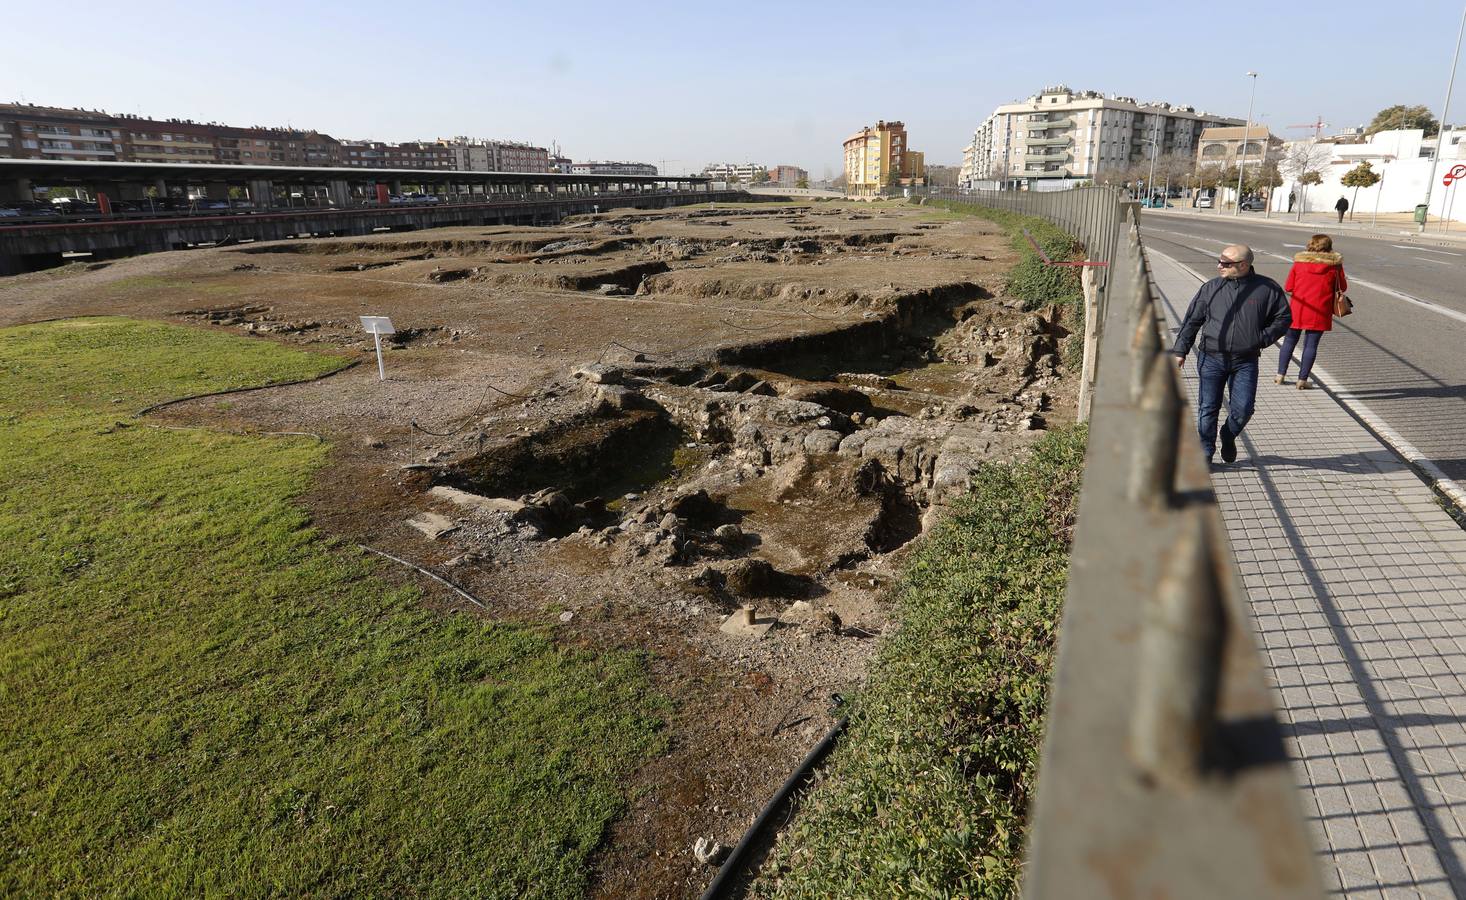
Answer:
[{"xmin": 1270, "ymin": 129, "xmax": 1466, "ymax": 221}]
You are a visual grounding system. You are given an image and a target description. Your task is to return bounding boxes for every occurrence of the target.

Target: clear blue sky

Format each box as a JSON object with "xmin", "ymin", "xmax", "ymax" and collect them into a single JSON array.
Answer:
[{"xmin": 3, "ymin": 0, "xmax": 1462, "ymax": 177}]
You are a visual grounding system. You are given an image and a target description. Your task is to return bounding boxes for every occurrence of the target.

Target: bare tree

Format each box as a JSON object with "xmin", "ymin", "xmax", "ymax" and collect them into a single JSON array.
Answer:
[{"xmin": 1280, "ymin": 140, "xmax": 1333, "ymax": 219}]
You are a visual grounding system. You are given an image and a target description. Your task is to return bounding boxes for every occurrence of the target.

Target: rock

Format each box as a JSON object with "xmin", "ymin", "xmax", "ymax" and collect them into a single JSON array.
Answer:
[
  {"xmin": 405, "ymin": 512, "xmax": 457, "ymax": 540},
  {"xmin": 743, "ymin": 379, "xmax": 777, "ymax": 397},
  {"xmin": 362, "ymin": 435, "xmax": 386, "ymax": 449},
  {"xmin": 722, "ymin": 558, "xmax": 781, "ymax": 597},
  {"xmin": 712, "ymin": 371, "xmax": 759, "ymax": 393},
  {"xmin": 669, "ymin": 489, "xmax": 720, "ymax": 520},
  {"xmin": 659, "ymin": 512, "xmax": 683, "ymax": 531},
  {"xmin": 803, "ymin": 429, "xmax": 843, "ymax": 454},
  {"xmin": 429, "ymin": 485, "xmax": 527, "ymax": 515},
  {"xmin": 591, "ymin": 384, "xmax": 645, "ymax": 412},
  {"xmin": 596, "ymin": 283, "xmax": 627, "ymax": 295},
  {"xmin": 559, "ymin": 611, "xmax": 575, "ymax": 623},
  {"xmin": 573, "ymin": 363, "xmax": 624, "ymax": 385},
  {"xmin": 713, "ymin": 523, "xmax": 742, "ymax": 543}
]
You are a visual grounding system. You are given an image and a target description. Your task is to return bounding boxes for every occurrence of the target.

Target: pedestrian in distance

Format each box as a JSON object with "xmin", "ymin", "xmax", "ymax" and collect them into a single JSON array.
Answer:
[
  {"xmin": 1335, "ymin": 196, "xmax": 1348, "ymax": 223},
  {"xmin": 1288, "ymin": 190, "xmax": 1297, "ymax": 213},
  {"xmin": 1277, "ymin": 234, "xmax": 1346, "ymax": 390},
  {"xmin": 1171, "ymin": 244, "xmax": 1292, "ymax": 466}
]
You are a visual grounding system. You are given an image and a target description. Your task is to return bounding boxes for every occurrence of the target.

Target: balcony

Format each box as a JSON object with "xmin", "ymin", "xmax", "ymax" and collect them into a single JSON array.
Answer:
[{"xmin": 1026, "ymin": 134, "xmax": 1073, "ymax": 147}]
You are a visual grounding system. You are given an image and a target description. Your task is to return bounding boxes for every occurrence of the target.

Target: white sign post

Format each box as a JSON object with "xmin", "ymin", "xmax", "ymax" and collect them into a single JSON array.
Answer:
[{"xmin": 359, "ymin": 315, "xmax": 396, "ymax": 380}]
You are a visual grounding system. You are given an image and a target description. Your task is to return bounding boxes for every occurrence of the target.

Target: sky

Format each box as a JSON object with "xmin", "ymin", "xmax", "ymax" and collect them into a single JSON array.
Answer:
[{"xmin": 3, "ymin": 0, "xmax": 1464, "ymax": 178}]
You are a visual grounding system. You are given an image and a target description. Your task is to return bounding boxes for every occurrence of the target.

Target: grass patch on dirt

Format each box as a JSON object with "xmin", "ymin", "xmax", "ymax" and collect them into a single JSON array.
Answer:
[
  {"xmin": 916, "ymin": 199, "xmax": 1083, "ymax": 316},
  {"xmin": 0, "ymin": 317, "xmax": 665, "ymax": 898},
  {"xmin": 753, "ymin": 425, "xmax": 1086, "ymax": 899}
]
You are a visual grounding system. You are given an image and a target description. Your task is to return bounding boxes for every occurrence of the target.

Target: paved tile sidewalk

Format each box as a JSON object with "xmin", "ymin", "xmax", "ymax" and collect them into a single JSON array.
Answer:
[{"xmin": 1149, "ymin": 249, "xmax": 1466, "ymax": 898}]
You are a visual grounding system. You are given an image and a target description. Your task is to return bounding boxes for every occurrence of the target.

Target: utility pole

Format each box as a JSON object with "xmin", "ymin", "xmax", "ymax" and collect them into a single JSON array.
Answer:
[
  {"xmin": 1421, "ymin": 5, "xmax": 1466, "ymax": 232},
  {"xmin": 1235, "ymin": 72, "xmax": 1259, "ymax": 216},
  {"xmin": 1146, "ymin": 114, "xmax": 1161, "ymax": 204}
]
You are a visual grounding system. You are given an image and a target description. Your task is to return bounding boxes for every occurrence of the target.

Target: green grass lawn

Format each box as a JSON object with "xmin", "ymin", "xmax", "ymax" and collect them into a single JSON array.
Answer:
[{"xmin": 0, "ymin": 318, "xmax": 664, "ymax": 898}]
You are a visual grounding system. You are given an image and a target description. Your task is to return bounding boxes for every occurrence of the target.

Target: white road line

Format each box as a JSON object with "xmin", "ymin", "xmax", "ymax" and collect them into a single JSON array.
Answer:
[
  {"xmin": 1393, "ymin": 245, "xmax": 1462, "ymax": 256},
  {"xmin": 1243, "ymin": 250, "xmax": 1466, "ymax": 326},
  {"xmin": 1283, "ymin": 243, "xmax": 1305, "ymax": 248},
  {"xmin": 1413, "ymin": 256, "xmax": 1452, "ymax": 265},
  {"xmin": 1147, "ymin": 246, "xmax": 1466, "ymax": 515}
]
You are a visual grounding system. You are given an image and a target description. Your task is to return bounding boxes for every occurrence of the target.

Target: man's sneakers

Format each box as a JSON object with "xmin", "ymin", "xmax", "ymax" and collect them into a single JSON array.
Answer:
[{"xmin": 1220, "ymin": 425, "xmax": 1238, "ymax": 464}]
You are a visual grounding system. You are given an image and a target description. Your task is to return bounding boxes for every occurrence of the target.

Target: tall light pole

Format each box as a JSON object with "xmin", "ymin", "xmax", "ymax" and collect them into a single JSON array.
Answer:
[
  {"xmin": 1235, "ymin": 71, "xmax": 1259, "ymax": 216},
  {"xmin": 1146, "ymin": 114, "xmax": 1161, "ymax": 202},
  {"xmin": 1420, "ymin": 5, "xmax": 1466, "ymax": 232}
]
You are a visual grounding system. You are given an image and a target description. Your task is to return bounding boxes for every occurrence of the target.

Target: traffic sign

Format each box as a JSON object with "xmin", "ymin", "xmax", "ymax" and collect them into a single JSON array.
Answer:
[{"xmin": 1445, "ymin": 164, "xmax": 1466, "ymax": 188}]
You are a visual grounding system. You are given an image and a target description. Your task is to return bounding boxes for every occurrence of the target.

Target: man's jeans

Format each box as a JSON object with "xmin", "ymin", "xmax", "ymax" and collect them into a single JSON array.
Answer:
[{"xmin": 1195, "ymin": 350, "xmax": 1259, "ymax": 460}]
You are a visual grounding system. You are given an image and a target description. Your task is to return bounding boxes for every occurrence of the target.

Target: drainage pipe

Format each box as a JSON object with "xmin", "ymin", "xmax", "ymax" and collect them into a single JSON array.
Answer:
[{"xmin": 699, "ymin": 716, "xmax": 849, "ymax": 900}]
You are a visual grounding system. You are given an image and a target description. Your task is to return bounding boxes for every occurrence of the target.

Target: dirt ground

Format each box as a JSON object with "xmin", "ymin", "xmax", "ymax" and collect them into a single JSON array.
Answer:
[{"xmin": 0, "ymin": 199, "xmax": 1080, "ymax": 897}]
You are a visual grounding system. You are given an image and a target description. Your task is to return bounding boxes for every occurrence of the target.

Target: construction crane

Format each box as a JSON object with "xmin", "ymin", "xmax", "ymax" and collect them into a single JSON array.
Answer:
[{"xmin": 1287, "ymin": 117, "xmax": 1329, "ymax": 139}]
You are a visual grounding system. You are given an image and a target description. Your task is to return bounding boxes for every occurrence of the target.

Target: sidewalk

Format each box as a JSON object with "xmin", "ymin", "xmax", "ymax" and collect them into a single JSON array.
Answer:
[
  {"xmin": 1148, "ymin": 206, "xmax": 1466, "ymax": 249},
  {"xmin": 1149, "ymin": 249, "xmax": 1466, "ymax": 898}
]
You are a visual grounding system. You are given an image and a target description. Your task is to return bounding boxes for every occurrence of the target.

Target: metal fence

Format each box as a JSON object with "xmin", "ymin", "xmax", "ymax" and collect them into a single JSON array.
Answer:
[{"xmin": 923, "ymin": 188, "xmax": 1324, "ymax": 897}]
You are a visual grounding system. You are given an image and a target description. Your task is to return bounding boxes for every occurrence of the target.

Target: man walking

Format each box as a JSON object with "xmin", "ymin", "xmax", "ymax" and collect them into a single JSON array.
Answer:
[
  {"xmin": 1335, "ymin": 196, "xmax": 1349, "ymax": 223},
  {"xmin": 1288, "ymin": 190, "xmax": 1297, "ymax": 213},
  {"xmin": 1171, "ymin": 244, "xmax": 1291, "ymax": 466}
]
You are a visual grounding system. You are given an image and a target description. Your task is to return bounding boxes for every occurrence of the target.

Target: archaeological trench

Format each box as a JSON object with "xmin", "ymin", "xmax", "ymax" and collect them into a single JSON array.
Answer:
[{"xmin": 0, "ymin": 200, "xmax": 1080, "ymax": 897}]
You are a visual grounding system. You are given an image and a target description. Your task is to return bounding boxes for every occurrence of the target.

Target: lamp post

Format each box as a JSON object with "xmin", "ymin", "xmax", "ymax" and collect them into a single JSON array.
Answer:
[
  {"xmin": 1146, "ymin": 115, "xmax": 1161, "ymax": 204},
  {"xmin": 1235, "ymin": 71, "xmax": 1259, "ymax": 216},
  {"xmin": 1420, "ymin": 5, "xmax": 1465, "ymax": 232}
]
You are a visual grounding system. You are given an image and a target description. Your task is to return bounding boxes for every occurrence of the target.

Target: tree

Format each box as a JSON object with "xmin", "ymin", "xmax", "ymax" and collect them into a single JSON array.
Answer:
[
  {"xmin": 752, "ymin": 169, "xmax": 771, "ymax": 184},
  {"xmin": 1280, "ymin": 140, "xmax": 1333, "ymax": 219},
  {"xmin": 796, "ymin": 177, "xmax": 809, "ymax": 189},
  {"xmin": 1365, "ymin": 104, "xmax": 1439, "ymax": 137},
  {"xmin": 1340, "ymin": 161, "xmax": 1381, "ymax": 221}
]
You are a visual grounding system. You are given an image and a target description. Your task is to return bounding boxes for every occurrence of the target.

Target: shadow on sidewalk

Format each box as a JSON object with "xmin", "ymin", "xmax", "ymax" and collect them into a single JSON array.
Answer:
[{"xmin": 1231, "ymin": 450, "xmax": 1408, "ymax": 477}]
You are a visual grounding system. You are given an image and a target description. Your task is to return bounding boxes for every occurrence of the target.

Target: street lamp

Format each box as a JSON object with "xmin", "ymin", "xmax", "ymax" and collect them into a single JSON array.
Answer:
[
  {"xmin": 1420, "ymin": 6, "xmax": 1465, "ymax": 232},
  {"xmin": 1235, "ymin": 71, "xmax": 1259, "ymax": 216},
  {"xmin": 1145, "ymin": 115, "xmax": 1161, "ymax": 203}
]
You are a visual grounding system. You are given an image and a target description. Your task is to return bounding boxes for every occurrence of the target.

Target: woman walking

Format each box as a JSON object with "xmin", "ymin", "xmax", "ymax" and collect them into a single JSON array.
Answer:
[{"xmin": 1278, "ymin": 234, "xmax": 1346, "ymax": 390}]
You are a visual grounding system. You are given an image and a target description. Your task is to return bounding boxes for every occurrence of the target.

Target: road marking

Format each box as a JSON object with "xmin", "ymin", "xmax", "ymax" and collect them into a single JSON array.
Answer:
[
  {"xmin": 1146, "ymin": 246, "xmax": 1466, "ymax": 515},
  {"xmin": 1413, "ymin": 256, "xmax": 1452, "ymax": 265},
  {"xmin": 1283, "ymin": 243, "xmax": 1305, "ymax": 248},
  {"xmin": 1393, "ymin": 245, "xmax": 1462, "ymax": 256}
]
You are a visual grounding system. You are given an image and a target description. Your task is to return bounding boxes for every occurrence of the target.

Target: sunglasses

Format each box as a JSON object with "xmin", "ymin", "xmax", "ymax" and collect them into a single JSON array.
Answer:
[{"xmin": 1217, "ymin": 258, "xmax": 1242, "ymax": 268}]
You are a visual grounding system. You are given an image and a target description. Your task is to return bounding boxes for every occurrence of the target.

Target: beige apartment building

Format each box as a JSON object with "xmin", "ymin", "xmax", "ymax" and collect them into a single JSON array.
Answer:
[
  {"xmin": 959, "ymin": 86, "xmax": 1242, "ymax": 188},
  {"xmin": 843, "ymin": 120, "xmax": 925, "ymax": 196},
  {"xmin": 1195, "ymin": 125, "xmax": 1284, "ymax": 170}
]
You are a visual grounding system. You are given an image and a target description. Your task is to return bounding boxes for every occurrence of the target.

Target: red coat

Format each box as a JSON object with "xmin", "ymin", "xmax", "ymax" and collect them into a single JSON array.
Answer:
[{"xmin": 1283, "ymin": 251, "xmax": 1346, "ymax": 332}]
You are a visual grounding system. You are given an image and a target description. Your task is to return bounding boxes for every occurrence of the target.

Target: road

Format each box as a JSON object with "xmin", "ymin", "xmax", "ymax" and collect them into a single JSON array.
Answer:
[{"xmin": 1140, "ymin": 210, "xmax": 1466, "ymax": 486}]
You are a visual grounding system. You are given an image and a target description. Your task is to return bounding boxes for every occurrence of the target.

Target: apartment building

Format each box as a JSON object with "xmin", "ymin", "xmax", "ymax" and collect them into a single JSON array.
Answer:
[
  {"xmin": 843, "ymin": 121, "xmax": 925, "ymax": 196},
  {"xmin": 573, "ymin": 161, "xmax": 658, "ymax": 176},
  {"xmin": 700, "ymin": 162, "xmax": 767, "ymax": 182},
  {"xmin": 769, "ymin": 165, "xmax": 808, "ymax": 186},
  {"xmin": 1195, "ymin": 125, "xmax": 1284, "ymax": 170},
  {"xmin": 0, "ymin": 103, "xmax": 343, "ymax": 166},
  {"xmin": 958, "ymin": 86, "xmax": 1243, "ymax": 188},
  {"xmin": 0, "ymin": 103, "xmax": 539, "ymax": 173}
]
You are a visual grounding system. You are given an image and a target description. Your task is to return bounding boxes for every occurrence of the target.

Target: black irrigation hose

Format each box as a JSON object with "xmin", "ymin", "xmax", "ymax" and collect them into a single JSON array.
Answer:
[
  {"xmin": 356, "ymin": 544, "xmax": 488, "ymax": 610},
  {"xmin": 135, "ymin": 358, "xmax": 361, "ymax": 417},
  {"xmin": 699, "ymin": 716, "xmax": 849, "ymax": 900}
]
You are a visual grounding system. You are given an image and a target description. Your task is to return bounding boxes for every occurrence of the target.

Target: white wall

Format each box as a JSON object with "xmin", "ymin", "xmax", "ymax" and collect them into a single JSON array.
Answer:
[{"xmin": 1270, "ymin": 129, "xmax": 1466, "ymax": 222}]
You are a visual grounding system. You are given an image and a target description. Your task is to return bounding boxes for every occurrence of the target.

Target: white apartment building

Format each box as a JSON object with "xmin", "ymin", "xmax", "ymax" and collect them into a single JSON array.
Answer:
[
  {"xmin": 701, "ymin": 162, "xmax": 766, "ymax": 182},
  {"xmin": 959, "ymin": 85, "xmax": 1243, "ymax": 188},
  {"xmin": 571, "ymin": 161, "xmax": 658, "ymax": 176},
  {"xmin": 438, "ymin": 137, "xmax": 551, "ymax": 173}
]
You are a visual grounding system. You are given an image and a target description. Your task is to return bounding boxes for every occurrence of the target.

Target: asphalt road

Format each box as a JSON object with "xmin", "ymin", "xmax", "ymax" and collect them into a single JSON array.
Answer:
[{"xmin": 1139, "ymin": 210, "xmax": 1466, "ymax": 484}]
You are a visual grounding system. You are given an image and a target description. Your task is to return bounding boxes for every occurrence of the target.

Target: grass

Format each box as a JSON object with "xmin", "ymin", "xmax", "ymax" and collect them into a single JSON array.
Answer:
[
  {"xmin": 0, "ymin": 318, "xmax": 665, "ymax": 898},
  {"xmin": 753, "ymin": 426, "xmax": 1087, "ymax": 899}
]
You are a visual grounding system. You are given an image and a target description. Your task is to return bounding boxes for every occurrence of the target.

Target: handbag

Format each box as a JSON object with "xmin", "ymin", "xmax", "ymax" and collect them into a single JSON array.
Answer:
[{"xmin": 1333, "ymin": 291, "xmax": 1353, "ymax": 317}]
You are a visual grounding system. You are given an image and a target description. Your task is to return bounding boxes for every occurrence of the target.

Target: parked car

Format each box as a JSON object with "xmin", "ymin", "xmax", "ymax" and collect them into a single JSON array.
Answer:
[
  {"xmin": 190, "ymin": 198, "xmax": 232, "ymax": 210},
  {"xmin": 1196, "ymin": 194, "xmax": 1214, "ymax": 209},
  {"xmin": 1239, "ymin": 197, "xmax": 1267, "ymax": 211},
  {"xmin": 0, "ymin": 207, "xmax": 20, "ymax": 218}
]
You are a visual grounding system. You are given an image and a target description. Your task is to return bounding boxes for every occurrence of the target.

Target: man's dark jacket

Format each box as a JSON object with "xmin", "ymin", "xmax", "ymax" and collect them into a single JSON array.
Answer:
[{"xmin": 1171, "ymin": 271, "xmax": 1291, "ymax": 357}]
